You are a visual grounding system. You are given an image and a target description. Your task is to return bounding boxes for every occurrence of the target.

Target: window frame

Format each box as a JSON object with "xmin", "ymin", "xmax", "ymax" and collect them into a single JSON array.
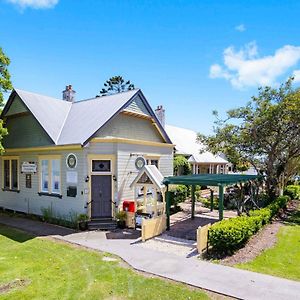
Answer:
[
  {"xmin": 38, "ymin": 155, "xmax": 61, "ymax": 196},
  {"xmin": 2, "ymin": 156, "xmax": 20, "ymax": 191},
  {"xmin": 145, "ymin": 156, "xmax": 160, "ymax": 169},
  {"xmin": 91, "ymin": 159, "xmax": 112, "ymax": 175}
]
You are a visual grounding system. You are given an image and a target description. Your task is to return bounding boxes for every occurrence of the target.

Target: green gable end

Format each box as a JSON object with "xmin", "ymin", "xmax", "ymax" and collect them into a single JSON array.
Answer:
[{"xmin": 5, "ymin": 95, "xmax": 28, "ymax": 116}]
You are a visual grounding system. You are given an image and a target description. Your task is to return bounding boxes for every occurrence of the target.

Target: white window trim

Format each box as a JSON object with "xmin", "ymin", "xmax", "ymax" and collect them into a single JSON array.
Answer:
[
  {"xmin": 2, "ymin": 156, "xmax": 20, "ymax": 191},
  {"xmin": 39, "ymin": 155, "xmax": 61, "ymax": 195}
]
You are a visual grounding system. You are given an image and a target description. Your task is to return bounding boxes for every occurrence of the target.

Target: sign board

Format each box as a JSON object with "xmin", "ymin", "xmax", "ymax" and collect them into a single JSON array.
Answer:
[
  {"xmin": 22, "ymin": 162, "xmax": 37, "ymax": 173},
  {"xmin": 66, "ymin": 171, "xmax": 78, "ymax": 184}
]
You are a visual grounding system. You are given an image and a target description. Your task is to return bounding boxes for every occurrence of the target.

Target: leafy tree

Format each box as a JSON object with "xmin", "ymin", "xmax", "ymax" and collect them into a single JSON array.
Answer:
[
  {"xmin": 0, "ymin": 47, "xmax": 13, "ymax": 152},
  {"xmin": 198, "ymin": 78, "xmax": 300, "ymax": 199},
  {"xmin": 98, "ymin": 76, "xmax": 135, "ymax": 96},
  {"xmin": 174, "ymin": 155, "xmax": 192, "ymax": 176}
]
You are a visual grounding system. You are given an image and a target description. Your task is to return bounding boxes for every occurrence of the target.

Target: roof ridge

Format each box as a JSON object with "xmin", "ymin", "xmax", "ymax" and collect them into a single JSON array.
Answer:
[
  {"xmin": 75, "ymin": 88, "xmax": 141, "ymax": 104},
  {"xmin": 55, "ymin": 101, "xmax": 73, "ymax": 144}
]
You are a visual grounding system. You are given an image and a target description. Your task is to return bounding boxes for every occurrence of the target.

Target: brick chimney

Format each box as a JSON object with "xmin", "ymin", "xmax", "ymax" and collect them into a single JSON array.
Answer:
[
  {"xmin": 62, "ymin": 85, "xmax": 76, "ymax": 102},
  {"xmin": 155, "ymin": 105, "xmax": 165, "ymax": 128}
]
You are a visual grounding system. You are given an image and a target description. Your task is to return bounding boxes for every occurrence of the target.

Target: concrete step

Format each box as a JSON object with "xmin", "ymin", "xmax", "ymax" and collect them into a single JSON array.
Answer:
[{"xmin": 88, "ymin": 218, "xmax": 117, "ymax": 231}]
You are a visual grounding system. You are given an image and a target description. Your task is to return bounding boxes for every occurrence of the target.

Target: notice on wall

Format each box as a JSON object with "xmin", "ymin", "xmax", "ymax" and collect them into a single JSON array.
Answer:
[
  {"xmin": 22, "ymin": 162, "xmax": 37, "ymax": 173},
  {"xmin": 66, "ymin": 171, "xmax": 78, "ymax": 184}
]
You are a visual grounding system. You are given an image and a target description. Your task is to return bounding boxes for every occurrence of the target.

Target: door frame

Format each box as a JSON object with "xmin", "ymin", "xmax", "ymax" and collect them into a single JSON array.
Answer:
[{"xmin": 87, "ymin": 154, "xmax": 116, "ymax": 219}]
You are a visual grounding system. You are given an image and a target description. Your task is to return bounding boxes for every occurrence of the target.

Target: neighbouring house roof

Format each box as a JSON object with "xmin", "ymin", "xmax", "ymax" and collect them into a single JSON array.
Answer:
[
  {"xmin": 165, "ymin": 124, "xmax": 228, "ymax": 164},
  {"xmin": 2, "ymin": 88, "xmax": 172, "ymax": 146}
]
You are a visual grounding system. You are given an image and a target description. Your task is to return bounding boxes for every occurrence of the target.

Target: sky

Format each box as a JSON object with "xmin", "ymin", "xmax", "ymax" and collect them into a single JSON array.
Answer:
[{"xmin": 1, "ymin": 0, "xmax": 300, "ymax": 134}]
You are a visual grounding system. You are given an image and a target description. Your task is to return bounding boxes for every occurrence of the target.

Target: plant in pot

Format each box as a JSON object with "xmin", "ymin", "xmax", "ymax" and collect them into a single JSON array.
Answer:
[
  {"xmin": 116, "ymin": 211, "xmax": 127, "ymax": 229},
  {"xmin": 77, "ymin": 214, "xmax": 88, "ymax": 231}
]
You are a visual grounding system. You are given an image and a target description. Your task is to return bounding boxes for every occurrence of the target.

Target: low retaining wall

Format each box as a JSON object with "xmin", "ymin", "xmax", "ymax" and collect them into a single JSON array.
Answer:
[
  {"xmin": 197, "ymin": 223, "xmax": 211, "ymax": 254},
  {"xmin": 142, "ymin": 215, "xmax": 166, "ymax": 242}
]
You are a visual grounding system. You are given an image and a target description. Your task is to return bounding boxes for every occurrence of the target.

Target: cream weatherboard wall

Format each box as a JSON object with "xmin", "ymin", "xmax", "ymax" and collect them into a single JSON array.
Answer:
[{"xmin": 0, "ymin": 149, "xmax": 88, "ymax": 218}]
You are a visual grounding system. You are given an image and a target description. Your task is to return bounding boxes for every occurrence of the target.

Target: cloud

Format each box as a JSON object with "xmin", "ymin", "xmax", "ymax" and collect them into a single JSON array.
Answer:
[
  {"xmin": 235, "ymin": 24, "xmax": 246, "ymax": 32},
  {"xmin": 6, "ymin": 0, "xmax": 58, "ymax": 9},
  {"xmin": 209, "ymin": 41, "xmax": 300, "ymax": 89},
  {"xmin": 292, "ymin": 70, "xmax": 300, "ymax": 83}
]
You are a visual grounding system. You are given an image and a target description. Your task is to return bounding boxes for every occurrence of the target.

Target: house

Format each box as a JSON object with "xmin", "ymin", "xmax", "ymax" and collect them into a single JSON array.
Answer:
[
  {"xmin": 0, "ymin": 86, "xmax": 173, "ymax": 227},
  {"xmin": 153, "ymin": 106, "xmax": 229, "ymax": 174}
]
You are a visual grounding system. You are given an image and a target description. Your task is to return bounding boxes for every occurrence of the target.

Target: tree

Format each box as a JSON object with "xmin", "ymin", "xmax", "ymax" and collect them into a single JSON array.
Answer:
[
  {"xmin": 174, "ymin": 155, "xmax": 192, "ymax": 176},
  {"xmin": 98, "ymin": 76, "xmax": 135, "ymax": 96},
  {"xmin": 198, "ymin": 78, "xmax": 300, "ymax": 200},
  {"xmin": 0, "ymin": 47, "xmax": 12, "ymax": 152}
]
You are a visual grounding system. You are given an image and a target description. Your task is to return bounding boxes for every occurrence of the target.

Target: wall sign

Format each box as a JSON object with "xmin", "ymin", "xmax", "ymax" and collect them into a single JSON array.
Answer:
[
  {"xmin": 66, "ymin": 171, "xmax": 78, "ymax": 184},
  {"xmin": 66, "ymin": 153, "xmax": 77, "ymax": 169},
  {"xmin": 21, "ymin": 162, "xmax": 37, "ymax": 173},
  {"xmin": 135, "ymin": 156, "xmax": 146, "ymax": 170}
]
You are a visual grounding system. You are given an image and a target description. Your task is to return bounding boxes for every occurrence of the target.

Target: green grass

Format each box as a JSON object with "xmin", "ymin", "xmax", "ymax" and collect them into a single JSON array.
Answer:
[
  {"xmin": 0, "ymin": 225, "xmax": 209, "ymax": 300},
  {"xmin": 236, "ymin": 202, "xmax": 300, "ymax": 281}
]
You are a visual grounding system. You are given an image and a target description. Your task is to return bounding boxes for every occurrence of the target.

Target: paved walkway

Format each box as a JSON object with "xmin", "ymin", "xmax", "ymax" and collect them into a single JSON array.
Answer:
[{"xmin": 1, "ymin": 215, "xmax": 300, "ymax": 300}]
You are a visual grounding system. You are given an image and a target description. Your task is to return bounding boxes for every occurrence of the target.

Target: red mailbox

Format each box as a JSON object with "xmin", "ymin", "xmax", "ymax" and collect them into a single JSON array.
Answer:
[{"xmin": 123, "ymin": 200, "xmax": 135, "ymax": 212}]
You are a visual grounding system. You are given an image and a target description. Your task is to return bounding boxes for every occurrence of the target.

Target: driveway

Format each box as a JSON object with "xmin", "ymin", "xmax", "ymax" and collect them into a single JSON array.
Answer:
[{"xmin": 0, "ymin": 214, "xmax": 300, "ymax": 300}]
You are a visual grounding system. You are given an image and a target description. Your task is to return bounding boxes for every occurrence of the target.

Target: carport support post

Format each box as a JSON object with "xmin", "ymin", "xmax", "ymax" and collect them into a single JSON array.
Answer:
[
  {"xmin": 191, "ymin": 185, "xmax": 196, "ymax": 219},
  {"xmin": 166, "ymin": 185, "xmax": 170, "ymax": 230},
  {"xmin": 218, "ymin": 184, "xmax": 224, "ymax": 220},
  {"xmin": 210, "ymin": 189, "xmax": 214, "ymax": 212}
]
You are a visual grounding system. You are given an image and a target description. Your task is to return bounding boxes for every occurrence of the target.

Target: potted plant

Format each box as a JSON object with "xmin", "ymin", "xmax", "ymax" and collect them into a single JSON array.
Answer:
[
  {"xmin": 116, "ymin": 211, "xmax": 127, "ymax": 229},
  {"xmin": 77, "ymin": 214, "xmax": 88, "ymax": 231}
]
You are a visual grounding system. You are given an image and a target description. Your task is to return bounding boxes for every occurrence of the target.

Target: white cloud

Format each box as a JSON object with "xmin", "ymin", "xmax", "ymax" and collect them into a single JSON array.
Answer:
[
  {"xmin": 235, "ymin": 24, "xmax": 246, "ymax": 32},
  {"xmin": 292, "ymin": 70, "xmax": 300, "ymax": 83},
  {"xmin": 7, "ymin": 0, "xmax": 58, "ymax": 9},
  {"xmin": 209, "ymin": 41, "xmax": 300, "ymax": 89}
]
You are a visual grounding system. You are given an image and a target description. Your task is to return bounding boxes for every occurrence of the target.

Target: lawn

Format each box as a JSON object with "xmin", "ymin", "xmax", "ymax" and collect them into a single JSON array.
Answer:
[
  {"xmin": 0, "ymin": 225, "xmax": 209, "ymax": 300},
  {"xmin": 236, "ymin": 202, "xmax": 300, "ymax": 281}
]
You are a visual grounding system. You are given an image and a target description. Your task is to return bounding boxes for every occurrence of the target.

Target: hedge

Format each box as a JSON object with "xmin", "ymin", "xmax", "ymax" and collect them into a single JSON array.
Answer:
[
  {"xmin": 208, "ymin": 195, "xmax": 290, "ymax": 252},
  {"xmin": 284, "ymin": 185, "xmax": 300, "ymax": 200}
]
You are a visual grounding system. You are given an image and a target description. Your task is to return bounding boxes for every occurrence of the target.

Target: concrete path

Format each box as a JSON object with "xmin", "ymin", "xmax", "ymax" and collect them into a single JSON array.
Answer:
[{"xmin": 0, "ymin": 215, "xmax": 300, "ymax": 300}]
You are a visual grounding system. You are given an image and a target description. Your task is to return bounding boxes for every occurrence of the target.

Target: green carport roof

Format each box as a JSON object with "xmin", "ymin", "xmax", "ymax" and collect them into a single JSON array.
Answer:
[{"xmin": 163, "ymin": 174, "xmax": 260, "ymax": 186}]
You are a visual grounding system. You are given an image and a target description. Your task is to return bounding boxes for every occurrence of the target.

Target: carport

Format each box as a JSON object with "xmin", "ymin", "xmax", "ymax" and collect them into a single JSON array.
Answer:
[{"xmin": 163, "ymin": 174, "xmax": 259, "ymax": 230}]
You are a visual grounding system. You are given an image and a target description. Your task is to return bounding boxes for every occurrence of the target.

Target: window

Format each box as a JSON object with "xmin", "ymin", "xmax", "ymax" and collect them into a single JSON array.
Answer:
[
  {"xmin": 2, "ymin": 158, "xmax": 19, "ymax": 190},
  {"xmin": 92, "ymin": 160, "xmax": 111, "ymax": 172},
  {"xmin": 146, "ymin": 158, "xmax": 159, "ymax": 169},
  {"xmin": 40, "ymin": 157, "xmax": 61, "ymax": 194}
]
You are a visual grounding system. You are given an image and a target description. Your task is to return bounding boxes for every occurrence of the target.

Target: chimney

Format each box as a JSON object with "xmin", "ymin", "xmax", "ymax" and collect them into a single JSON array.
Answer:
[
  {"xmin": 155, "ymin": 105, "xmax": 165, "ymax": 128},
  {"xmin": 62, "ymin": 84, "xmax": 76, "ymax": 102}
]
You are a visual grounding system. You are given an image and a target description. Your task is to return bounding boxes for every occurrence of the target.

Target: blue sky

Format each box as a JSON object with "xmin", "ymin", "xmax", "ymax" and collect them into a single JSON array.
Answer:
[{"xmin": 1, "ymin": 0, "xmax": 300, "ymax": 134}]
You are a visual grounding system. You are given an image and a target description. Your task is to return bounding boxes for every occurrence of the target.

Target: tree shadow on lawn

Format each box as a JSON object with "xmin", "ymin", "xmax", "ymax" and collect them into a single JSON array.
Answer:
[{"xmin": 0, "ymin": 224, "xmax": 34, "ymax": 243}]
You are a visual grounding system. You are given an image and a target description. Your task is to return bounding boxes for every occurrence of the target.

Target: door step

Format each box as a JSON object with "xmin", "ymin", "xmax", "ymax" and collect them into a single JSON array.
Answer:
[{"xmin": 88, "ymin": 218, "xmax": 117, "ymax": 231}]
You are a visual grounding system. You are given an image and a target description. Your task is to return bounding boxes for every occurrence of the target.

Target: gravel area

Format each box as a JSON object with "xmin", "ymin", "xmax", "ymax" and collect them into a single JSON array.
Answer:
[{"xmin": 136, "ymin": 234, "xmax": 198, "ymax": 257}]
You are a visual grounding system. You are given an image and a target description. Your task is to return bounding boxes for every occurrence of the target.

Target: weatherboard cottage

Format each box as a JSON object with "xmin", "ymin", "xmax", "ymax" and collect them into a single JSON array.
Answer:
[{"xmin": 0, "ymin": 86, "xmax": 173, "ymax": 228}]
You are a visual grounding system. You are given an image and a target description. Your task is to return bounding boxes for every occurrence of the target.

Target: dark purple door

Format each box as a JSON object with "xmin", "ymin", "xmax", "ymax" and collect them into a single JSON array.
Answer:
[{"xmin": 91, "ymin": 175, "xmax": 112, "ymax": 218}]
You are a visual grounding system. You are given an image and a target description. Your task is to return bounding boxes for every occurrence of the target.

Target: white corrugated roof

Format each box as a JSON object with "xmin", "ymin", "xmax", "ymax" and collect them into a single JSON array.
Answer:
[{"xmin": 165, "ymin": 124, "xmax": 228, "ymax": 164}]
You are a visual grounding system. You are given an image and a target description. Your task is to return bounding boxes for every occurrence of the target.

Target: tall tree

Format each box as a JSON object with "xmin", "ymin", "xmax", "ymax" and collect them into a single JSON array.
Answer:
[
  {"xmin": 0, "ymin": 47, "xmax": 13, "ymax": 152},
  {"xmin": 99, "ymin": 76, "xmax": 135, "ymax": 96},
  {"xmin": 198, "ymin": 78, "xmax": 300, "ymax": 199}
]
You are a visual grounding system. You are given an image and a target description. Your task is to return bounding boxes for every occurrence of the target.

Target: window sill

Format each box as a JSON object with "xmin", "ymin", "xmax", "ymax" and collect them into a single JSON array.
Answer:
[
  {"xmin": 38, "ymin": 192, "xmax": 62, "ymax": 199},
  {"xmin": 2, "ymin": 188, "xmax": 20, "ymax": 193}
]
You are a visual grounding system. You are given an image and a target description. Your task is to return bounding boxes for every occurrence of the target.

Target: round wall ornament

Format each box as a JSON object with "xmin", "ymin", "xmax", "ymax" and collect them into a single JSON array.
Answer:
[
  {"xmin": 135, "ymin": 156, "xmax": 146, "ymax": 170},
  {"xmin": 66, "ymin": 153, "xmax": 77, "ymax": 169}
]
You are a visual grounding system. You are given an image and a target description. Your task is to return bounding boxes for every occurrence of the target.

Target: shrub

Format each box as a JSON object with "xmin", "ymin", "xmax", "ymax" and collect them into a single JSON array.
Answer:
[
  {"xmin": 198, "ymin": 196, "xmax": 219, "ymax": 210},
  {"xmin": 169, "ymin": 185, "xmax": 188, "ymax": 206},
  {"xmin": 284, "ymin": 185, "xmax": 300, "ymax": 200},
  {"xmin": 209, "ymin": 195, "xmax": 290, "ymax": 252},
  {"xmin": 249, "ymin": 208, "xmax": 272, "ymax": 225}
]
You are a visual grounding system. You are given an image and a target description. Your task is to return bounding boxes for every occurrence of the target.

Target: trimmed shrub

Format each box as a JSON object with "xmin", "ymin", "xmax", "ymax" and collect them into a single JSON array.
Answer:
[
  {"xmin": 249, "ymin": 208, "xmax": 272, "ymax": 225},
  {"xmin": 208, "ymin": 195, "xmax": 291, "ymax": 252},
  {"xmin": 198, "ymin": 196, "xmax": 219, "ymax": 210},
  {"xmin": 284, "ymin": 185, "xmax": 300, "ymax": 200}
]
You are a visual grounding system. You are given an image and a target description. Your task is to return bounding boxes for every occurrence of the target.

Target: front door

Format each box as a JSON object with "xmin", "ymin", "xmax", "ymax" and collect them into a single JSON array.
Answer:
[{"xmin": 91, "ymin": 175, "xmax": 112, "ymax": 218}]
